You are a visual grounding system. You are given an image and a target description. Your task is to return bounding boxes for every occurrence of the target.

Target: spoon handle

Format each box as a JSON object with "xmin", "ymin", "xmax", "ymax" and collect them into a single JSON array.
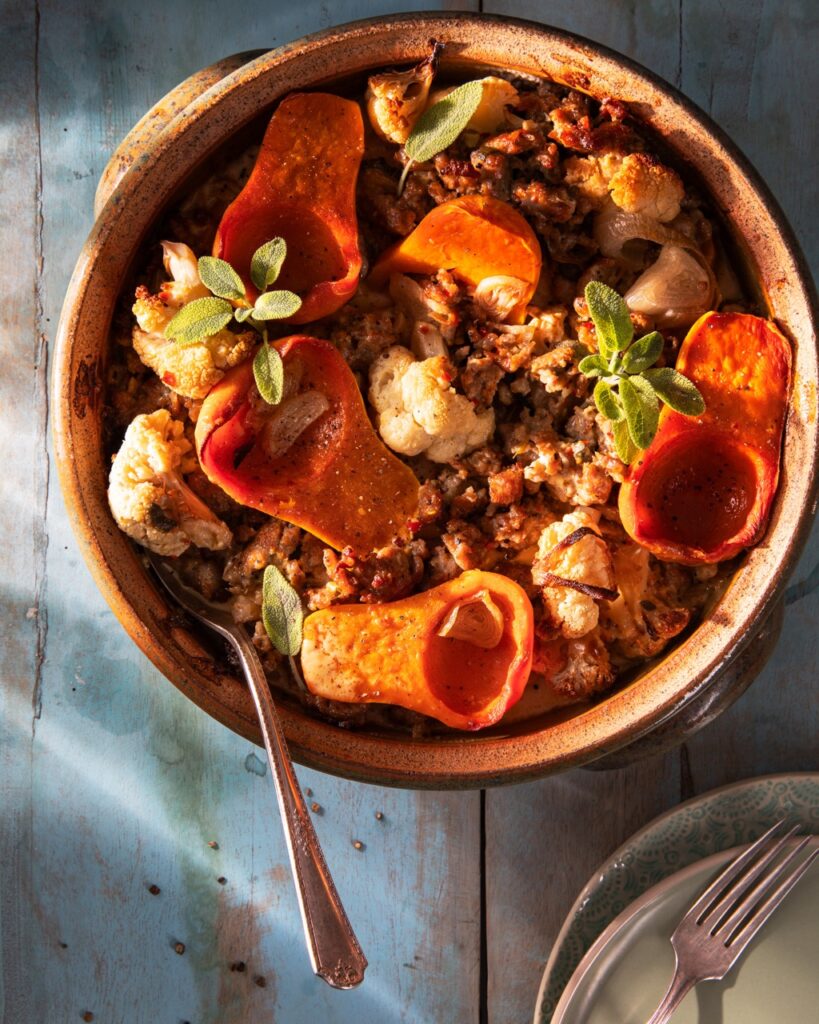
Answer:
[{"xmin": 232, "ymin": 632, "xmax": 367, "ymax": 989}]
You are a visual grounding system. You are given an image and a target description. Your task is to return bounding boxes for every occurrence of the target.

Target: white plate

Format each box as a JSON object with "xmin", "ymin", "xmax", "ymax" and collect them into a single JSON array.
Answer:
[
  {"xmin": 535, "ymin": 773, "xmax": 819, "ymax": 1023},
  {"xmin": 552, "ymin": 837, "xmax": 819, "ymax": 1023}
]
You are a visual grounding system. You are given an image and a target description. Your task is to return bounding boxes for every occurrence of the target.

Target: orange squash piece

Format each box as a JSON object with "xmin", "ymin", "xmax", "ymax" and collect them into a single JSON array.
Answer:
[
  {"xmin": 213, "ymin": 93, "xmax": 364, "ymax": 322},
  {"xmin": 300, "ymin": 570, "xmax": 534, "ymax": 730},
  {"xmin": 368, "ymin": 194, "xmax": 542, "ymax": 320},
  {"xmin": 619, "ymin": 311, "xmax": 792, "ymax": 564},
  {"xmin": 195, "ymin": 336, "xmax": 420, "ymax": 552}
]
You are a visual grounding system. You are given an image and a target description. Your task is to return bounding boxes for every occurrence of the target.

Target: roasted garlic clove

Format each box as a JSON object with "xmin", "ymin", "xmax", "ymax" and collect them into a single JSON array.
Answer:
[
  {"xmin": 428, "ymin": 76, "xmax": 520, "ymax": 135},
  {"xmin": 261, "ymin": 390, "xmax": 330, "ymax": 460},
  {"xmin": 624, "ymin": 245, "xmax": 716, "ymax": 329},
  {"xmin": 474, "ymin": 275, "xmax": 531, "ymax": 322},
  {"xmin": 437, "ymin": 591, "xmax": 505, "ymax": 649}
]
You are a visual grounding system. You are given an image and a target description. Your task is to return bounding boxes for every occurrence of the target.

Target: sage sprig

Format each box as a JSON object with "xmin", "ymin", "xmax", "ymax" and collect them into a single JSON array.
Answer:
[
  {"xmin": 252, "ymin": 344, "xmax": 284, "ymax": 406},
  {"xmin": 251, "ymin": 238, "xmax": 288, "ymax": 292},
  {"xmin": 579, "ymin": 281, "xmax": 705, "ymax": 463},
  {"xmin": 163, "ymin": 237, "xmax": 302, "ymax": 407},
  {"xmin": 197, "ymin": 256, "xmax": 246, "ymax": 302},
  {"xmin": 398, "ymin": 79, "xmax": 484, "ymax": 194},
  {"xmin": 162, "ymin": 296, "xmax": 235, "ymax": 346},
  {"xmin": 261, "ymin": 564, "xmax": 303, "ymax": 656}
]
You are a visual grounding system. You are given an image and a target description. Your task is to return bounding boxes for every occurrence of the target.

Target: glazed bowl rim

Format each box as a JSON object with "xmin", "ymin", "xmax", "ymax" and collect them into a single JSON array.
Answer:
[{"xmin": 53, "ymin": 11, "xmax": 819, "ymax": 788}]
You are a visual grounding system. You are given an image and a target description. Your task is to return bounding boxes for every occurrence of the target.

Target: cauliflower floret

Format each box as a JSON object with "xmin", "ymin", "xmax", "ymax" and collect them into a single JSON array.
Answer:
[
  {"xmin": 108, "ymin": 409, "xmax": 232, "ymax": 557},
  {"xmin": 549, "ymin": 629, "xmax": 615, "ymax": 701},
  {"xmin": 562, "ymin": 153, "xmax": 626, "ymax": 212},
  {"xmin": 132, "ymin": 241, "xmax": 255, "ymax": 400},
  {"xmin": 365, "ymin": 46, "xmax": 439, "ymax": 145},
  {"xmin": 602, "ymin": 543, "xmax": 691, "ymax": 659},
  {"xmin": 368, "ymin": 347, "xmax": 430, "ymax": 456},
  {"xmin": 516, "ymin": 306, "xmax": 568, "ymax": 345},
  {"xmin": 608, "ymin": 153, "xmax": 684, "ymax": 223},
  {"xmin": 369, "ymin": 346, "xmax": 495, "ymax": 463},
  {"xmin": 532, "ymin": 509, "xmax": 616, "ymax": 639}
]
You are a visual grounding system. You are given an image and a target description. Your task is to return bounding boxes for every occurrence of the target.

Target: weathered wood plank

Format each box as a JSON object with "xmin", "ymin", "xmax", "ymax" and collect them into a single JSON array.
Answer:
[
  {"xmin": 484, "ymin": 0, "xmax": 685, "ymax": 82},
  {"xmin": 482, "ymin": 2, "xmax": 818, "ymax": 1021},
  {"xmin": 8, "ymin": 2, "xmax": 817, "ymax": 1022},
  {"xmin": 22, "ymin": 2, "xmax": 482, "ymax": 1022},
  {"xmin": 480, "ymin": 4, "xmax": 688, "ymax": 1020},
  {"xmin": 0, "ymin": 4, "xmax": 44, "ymax": 1022},
  {"xmin": 485, "ymin": 761, "xmax": 682, "ymax": 1024},
  {"xmin": 680, "ymin": 0, "xmax": 819, "ymax": 268}
]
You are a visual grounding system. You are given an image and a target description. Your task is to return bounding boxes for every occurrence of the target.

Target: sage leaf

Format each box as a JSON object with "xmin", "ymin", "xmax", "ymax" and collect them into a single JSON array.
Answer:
[
  {"xmin": 253, "ymin": 344, "xmax": 284, "ymax": 406},
  {"xmin": 621, "ymin": 375, "xmax": 660, "ymax": 449},
  {"xmin": 622, "ymin": 331, "xmax": 663, "ymax": 374},
  {"xmin": 579, "ymin": 354, "xmax": 610, "ymax": 378},
  {"xmin": 613, "ymin": 418, "xmax": 639, "ymax": 465},
  {"xmin": 642, "ymin": 367, "xmax": 706, "ymax": 416},
  {"xmin": 164, "ymin": 296, "xmax": 233, "ymax": 346},
  {"xmin": 234, "ymin": 306, "xmax": 255, "ymax": 323},
  {"xmin": 251, "ymin": 237, "xmax": 288, "ymax": 293},
  {"xmin": 253, "ymin": 290, "xmax": 302, "ymax": 320},
  {"xmin": 262, "ymin": 564, "xmax": 303, "ymax": 656},
  {"xmin": 585, "ymin": 280, "xmax": 634, "ymax": 360},
  {"xmin": 593, "ymin": 379, "xmax": 625, "ymax": 422},
  {"xmin": 404, "ymin": 80, "xmax": 484, "ymax": 165},
  {"xmin": 197, "ymin": 256, "xmax": 246, "ymax": 301}
]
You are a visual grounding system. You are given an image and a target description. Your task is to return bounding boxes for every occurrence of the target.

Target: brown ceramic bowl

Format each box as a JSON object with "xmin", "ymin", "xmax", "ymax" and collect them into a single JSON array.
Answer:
[{"xmin": 54, "ymin": 13, "xmax": 818, "ymax": 788}]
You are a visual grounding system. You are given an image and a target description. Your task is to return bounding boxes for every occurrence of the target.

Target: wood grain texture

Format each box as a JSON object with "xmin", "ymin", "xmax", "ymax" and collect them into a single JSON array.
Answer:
[
  {"xmin": 0, "ymin": 5, "xmax": 44, "ymax": 1022},
  {"xmin": 6, "ymin": 2, "xmax": 481, "ymax": 1023},
  {"xmin": 1, "ymin": 2, "xmax": 817, "ymax": 1023},
  {"xmin": 482, "ymin": 2, "xmax": 819, "ymax": 1022}
]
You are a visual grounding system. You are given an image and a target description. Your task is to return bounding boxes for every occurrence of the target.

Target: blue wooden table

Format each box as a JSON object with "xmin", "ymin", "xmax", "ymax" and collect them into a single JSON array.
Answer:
[{"xmin": 2, "ymin": 2, "xmax": 817, "ymax": 1021}]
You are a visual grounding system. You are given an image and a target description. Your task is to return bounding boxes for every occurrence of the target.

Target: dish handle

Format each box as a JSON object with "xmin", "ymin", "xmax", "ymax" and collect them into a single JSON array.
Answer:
[{"xmin": 94, "ymin": 51, "xmax": 265, "ymax": 217}]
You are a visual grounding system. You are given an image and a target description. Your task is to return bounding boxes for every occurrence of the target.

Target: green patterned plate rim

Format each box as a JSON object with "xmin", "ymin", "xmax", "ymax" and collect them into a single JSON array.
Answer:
[{"xmin": 533, "ymin": 773, "xmax": 819, "ymax": 1024}]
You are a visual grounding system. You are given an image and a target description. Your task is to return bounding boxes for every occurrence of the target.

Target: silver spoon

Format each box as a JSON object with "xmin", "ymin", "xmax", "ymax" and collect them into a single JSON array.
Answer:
[{"xmin": 146, "ymin": 551, "xmax": 367, "ymax": 989}]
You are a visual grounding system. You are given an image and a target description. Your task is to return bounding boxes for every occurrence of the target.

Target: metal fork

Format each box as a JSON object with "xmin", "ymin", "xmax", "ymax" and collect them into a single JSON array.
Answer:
[
  {"xmin": 146, "ymin": 552, "xmax": 367, "ymax": 990},
  {"xmin": 645, "ymin": 819, "xmax": 819, "ymax": 1023}
]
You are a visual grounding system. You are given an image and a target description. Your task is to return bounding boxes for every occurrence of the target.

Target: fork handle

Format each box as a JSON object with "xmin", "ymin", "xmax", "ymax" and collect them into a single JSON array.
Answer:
[
  {"xmin": 645, "ymin": 967, "xmax": 696, "ymax": 1024},
  {"xmin": 233, "ymin": 634, "xmax": 367, "ymax": 989}
]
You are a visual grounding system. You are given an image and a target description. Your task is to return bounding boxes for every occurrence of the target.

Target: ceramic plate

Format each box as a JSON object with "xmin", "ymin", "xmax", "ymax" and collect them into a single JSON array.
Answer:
[
  {"xmin": 551, "ymin": 838, "xmax": 819, "ymax": 1023},
  {"xmin": 534, "ymin": 773, "xmax": 819, "ymax": 1023}
]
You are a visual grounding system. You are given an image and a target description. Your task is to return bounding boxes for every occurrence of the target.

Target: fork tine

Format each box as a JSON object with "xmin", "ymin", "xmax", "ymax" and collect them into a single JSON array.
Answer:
[
  {"xmin": 724, "ymin": 845, "xmax": 819, "ymax": 952},
  {"xmin": 717, "ymin": 836, "xmax": 815, "ymax": 943},
  {"xmin": 686, "ymin": 820, "xmax": 787, "ymax": 923},
  {"xmin": 702, "ymin": 824, "xmax": 802, "ymax": 931}
]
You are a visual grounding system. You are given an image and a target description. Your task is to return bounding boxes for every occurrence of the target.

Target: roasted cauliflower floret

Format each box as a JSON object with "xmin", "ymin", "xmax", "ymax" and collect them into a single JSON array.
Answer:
[
  {"xmin": 562, "ymin": 153, "xmax": 626, "ymax": 212},
  {"xmin": 549, "ymin": 629, "xmax": 615, "ymax": 701},
  {"xmin": 369, "ymin": 346, "xmax": 495, "ymax": 463},
  {"xmin": 602, "ymin": 543, "xmax": 691, "ymax": 659},
  {"xmin": 132, "ymin": 241, "xmax": 255, "ymax": 400},
  {"xmin": 608, "ymin": 153, "xmax": 684, "ymax": 223},
  {"xmin": 532, "ymin": 509, "xmax": 616, "ymax": 639},
  {"xmin": 365, "ymin": 47, "xmax": 439, "ymax": 144},
  {"xmin": 108, "ymin": 409, "xmax": 232, "ymax": 557}
]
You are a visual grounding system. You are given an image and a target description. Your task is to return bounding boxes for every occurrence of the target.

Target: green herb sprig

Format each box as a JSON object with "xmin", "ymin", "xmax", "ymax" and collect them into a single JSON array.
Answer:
[
  {"xmin": 261, "ymin": 564, "xmax": 303, "ymax": 656},
  {"xmin": 163, "ymin": 237, "xmax": 301, "ymax": 406},
  {"xmin": 398, "ymin": 79, "xmax": 484, "ymax": 194},
  {"xmin": 579, "ymin": 281, "xmax": 705, "ymax": 464}
]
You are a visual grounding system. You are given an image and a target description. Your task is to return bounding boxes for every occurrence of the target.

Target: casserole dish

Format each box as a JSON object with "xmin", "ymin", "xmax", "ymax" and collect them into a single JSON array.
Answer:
[{"xmin": 53, "ymin": 13, "xmax": 818, "ymax": 787}]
